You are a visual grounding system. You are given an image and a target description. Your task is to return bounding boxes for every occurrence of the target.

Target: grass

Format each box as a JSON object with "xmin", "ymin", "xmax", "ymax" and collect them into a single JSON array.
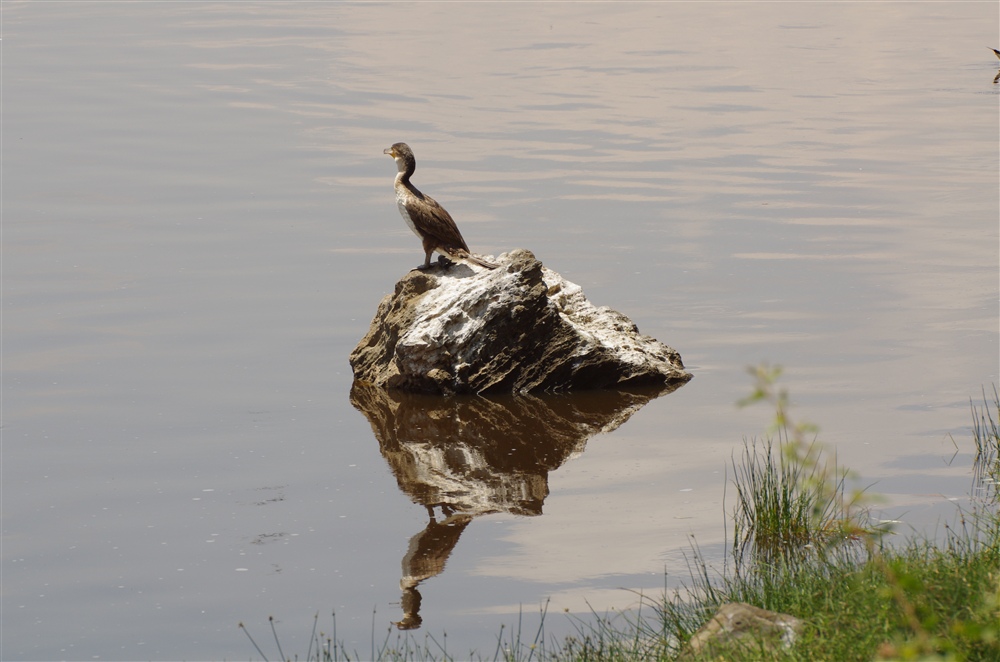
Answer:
[
  {"xmin": 242, "ymin": 371, "xmax": 1000, "ymax": 661},
  {"xmin": 730, "ymin": 365, "xmax": 886, "ymax": 570}
]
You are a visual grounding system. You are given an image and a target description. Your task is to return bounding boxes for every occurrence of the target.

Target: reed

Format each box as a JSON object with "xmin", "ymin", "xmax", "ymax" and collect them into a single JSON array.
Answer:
[{"xmin": 731, "ymin": 364, "xmax": 885, "ymax": 571}]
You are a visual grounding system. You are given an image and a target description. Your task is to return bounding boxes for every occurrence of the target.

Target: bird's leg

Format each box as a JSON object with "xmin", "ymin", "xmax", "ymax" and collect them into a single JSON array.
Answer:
[
  {"xmin": 413, "ymin": 238, "xmax": 439, "ymax": 271},
  {"xmin": 413, "ymin": 248, "xmax": 434, "ymax": 271}
]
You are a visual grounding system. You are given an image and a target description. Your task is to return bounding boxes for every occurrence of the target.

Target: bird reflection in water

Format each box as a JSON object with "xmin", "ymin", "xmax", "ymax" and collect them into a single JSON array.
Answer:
[
  {"xmin": 396, "ymin": 507, "xmax": 472, "ymax": 629},
  {"xmin": 349, "ymin": 380, "xmax": 684, "ymax": 630}
]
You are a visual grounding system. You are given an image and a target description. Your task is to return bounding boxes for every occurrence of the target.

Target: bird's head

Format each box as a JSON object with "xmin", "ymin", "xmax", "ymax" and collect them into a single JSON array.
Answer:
[{"xmin": 384, "ymin": 143, "xmax": 415, "ymax": 172}]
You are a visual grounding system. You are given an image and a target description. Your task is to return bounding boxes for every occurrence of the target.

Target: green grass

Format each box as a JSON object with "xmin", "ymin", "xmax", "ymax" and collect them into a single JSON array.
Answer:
[
  {"xmin": 730, "ymin": 365, "xmax": 886, "ymax": 570},
  {"xmin": 242, "ymin": 375, "xmax": 1000, "ymax": 661}
]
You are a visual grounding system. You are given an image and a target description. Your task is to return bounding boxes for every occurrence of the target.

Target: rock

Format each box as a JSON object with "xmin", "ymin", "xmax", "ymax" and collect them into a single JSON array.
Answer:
[
  {"xmin": 349, "ymin": 249, "xmax": 692, "ymax": 394},
  {"xmin": 681, "ymin": 602, "xmax": 804, "ymax": 658}
]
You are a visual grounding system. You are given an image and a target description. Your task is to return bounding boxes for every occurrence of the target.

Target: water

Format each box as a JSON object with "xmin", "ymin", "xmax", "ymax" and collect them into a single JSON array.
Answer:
[{"xmin": 3, "ymin": 2, "xmax": 997, "ymax": 658}]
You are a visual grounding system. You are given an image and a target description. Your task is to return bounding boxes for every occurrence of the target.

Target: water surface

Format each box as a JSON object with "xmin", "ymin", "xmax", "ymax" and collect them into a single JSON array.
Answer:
[{"xmin": 3, "ymin": 2, "xmax": 998, "ymax": 659}]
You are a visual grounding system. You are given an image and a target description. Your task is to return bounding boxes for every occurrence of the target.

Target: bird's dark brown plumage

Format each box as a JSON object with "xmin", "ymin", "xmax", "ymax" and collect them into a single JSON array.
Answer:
[{"xmin": 383, "ymin": 143, "xmax": 497, "ymax": 270}]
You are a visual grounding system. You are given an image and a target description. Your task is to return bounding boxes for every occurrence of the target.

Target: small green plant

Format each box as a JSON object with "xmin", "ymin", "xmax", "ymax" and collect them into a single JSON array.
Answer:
[
  {"xmin": 732, "ymin": 364, "xmax": 884, "ymax": 568},
  {"xmin": 972, "ymin": 385, "xmax": 1000, "ymax": 507}
]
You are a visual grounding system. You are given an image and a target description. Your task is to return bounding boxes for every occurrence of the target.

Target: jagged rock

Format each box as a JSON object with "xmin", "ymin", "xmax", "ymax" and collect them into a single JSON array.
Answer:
[
  {"xmin": 681, "ymin": 602, "xmax": 804, "ymax": 658},
  {"xmin": 349, "ymin": 249, "xmax": 692, "ymax": 394}
]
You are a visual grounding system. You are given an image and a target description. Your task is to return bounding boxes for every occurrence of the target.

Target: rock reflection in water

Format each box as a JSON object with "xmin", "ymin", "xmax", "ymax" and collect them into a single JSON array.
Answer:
[{"xmin": 349, "ymin": 380, "xmax": 682, "ymax": 629}]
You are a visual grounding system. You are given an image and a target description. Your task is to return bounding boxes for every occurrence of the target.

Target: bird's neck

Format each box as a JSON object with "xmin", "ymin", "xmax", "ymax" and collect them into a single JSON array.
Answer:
[
  {"xmin": 395, "ymin": 157, "xmax": 415, "ymax": 184},
  {"xmin": 395, "ymin": 165, "xmax": 421, "ymax": 199}
]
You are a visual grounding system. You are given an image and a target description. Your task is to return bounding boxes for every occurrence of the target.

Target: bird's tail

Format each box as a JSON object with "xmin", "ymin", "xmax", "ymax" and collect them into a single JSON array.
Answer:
[
  {"xmin": 455, "ymin": 250, "xmax": 499, "ymax": 270},
  {"xmin": 467, "ymin": 254, "xmax": 500, "ymax": 270}
]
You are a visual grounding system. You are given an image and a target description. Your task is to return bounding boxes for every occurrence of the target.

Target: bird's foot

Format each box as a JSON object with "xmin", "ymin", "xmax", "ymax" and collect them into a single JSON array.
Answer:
[{"xmin": 412, "ymin": 256, "xmax": 454, "ymax": 271}]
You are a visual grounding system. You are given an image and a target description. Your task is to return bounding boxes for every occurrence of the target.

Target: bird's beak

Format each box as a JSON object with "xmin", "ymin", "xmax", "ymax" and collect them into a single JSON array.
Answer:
[{"xmin": 383, "ymin": 147, "xmax": 395, "ymax": 157}]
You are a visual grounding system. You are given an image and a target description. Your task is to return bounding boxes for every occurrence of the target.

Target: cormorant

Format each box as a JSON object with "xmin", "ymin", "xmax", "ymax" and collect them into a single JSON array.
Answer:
[{"xmin": 383, "ymin": 143, "xmax": 498, "ymax": 270}]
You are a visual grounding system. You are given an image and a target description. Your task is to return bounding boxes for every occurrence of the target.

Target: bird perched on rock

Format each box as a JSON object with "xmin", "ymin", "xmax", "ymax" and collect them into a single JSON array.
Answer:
[{"xmin": 384, "ymin": 142, "xmax": 498, "ymax": 270}]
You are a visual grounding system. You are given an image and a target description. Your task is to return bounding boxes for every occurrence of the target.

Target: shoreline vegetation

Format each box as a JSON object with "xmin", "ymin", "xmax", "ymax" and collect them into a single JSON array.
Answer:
[{"xmin": 242, "ymin": 370, "xmax": 1000, "ymax": 661}]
